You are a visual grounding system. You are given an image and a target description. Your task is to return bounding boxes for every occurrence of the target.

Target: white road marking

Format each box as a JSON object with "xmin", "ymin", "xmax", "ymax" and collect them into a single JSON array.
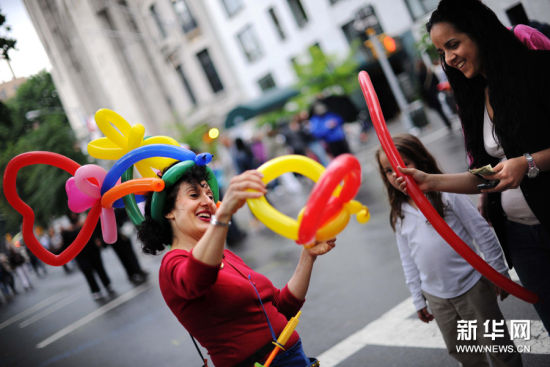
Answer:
[
  {"xmin": 318, "ymin": 295, "xmax": 549, "ymax": 367},
  {"xmin": 0, "ymin": 291, "xmax": 68, "ymax": 330},
  {"xmin": 19, "ymin": 293, "xmax": 80, "ymax": 328},
  {"xmin": 36, "ymin": 283, "xmax": 151, "ymax": 349}
]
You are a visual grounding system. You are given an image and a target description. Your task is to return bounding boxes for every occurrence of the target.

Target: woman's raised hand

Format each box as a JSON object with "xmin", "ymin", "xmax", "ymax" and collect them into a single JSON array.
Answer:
[
  {"xmin": 216, "ymin": 170, "xmax": 266, "ymax": 219},
  {"xmin": 305, "ymin": 238, "xmax": 336, "ymax": 257}
]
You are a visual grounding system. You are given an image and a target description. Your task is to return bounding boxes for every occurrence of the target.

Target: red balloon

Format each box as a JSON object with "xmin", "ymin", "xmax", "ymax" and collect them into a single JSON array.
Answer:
[
  {"xmin": 298, "ymin": 154, "xmax": 361, "ymax": 245},
  {"xmin": 358, "ymin": 71, "xmax": 538, "ymax": 304},
  {"xmin": 2, "ymin": 152, "xmax": 101, "ymax": 266}
]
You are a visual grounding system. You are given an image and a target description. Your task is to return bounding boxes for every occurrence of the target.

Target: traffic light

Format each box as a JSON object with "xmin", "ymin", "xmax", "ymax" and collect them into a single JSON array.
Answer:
[
  {"xmin": 363, "ymin": 32, "xmax": 398, "ymax": 59},
  {"xmin": 202, "ymin": 127, "xmax": 220, "ymax": 143},
  {"xmin": 382, "ymin": 35, "xmax": 396, "ymax": 53}
]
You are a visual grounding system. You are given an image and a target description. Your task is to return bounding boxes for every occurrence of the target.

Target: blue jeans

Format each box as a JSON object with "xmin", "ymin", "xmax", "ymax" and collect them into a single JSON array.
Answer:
[
  {"xmin": 506, "ymin": 220, "xmax": 550, "ymax": 335},
  {"xmin": 271, "ymin": 339, "xmax": 318, "ymax": 367}
]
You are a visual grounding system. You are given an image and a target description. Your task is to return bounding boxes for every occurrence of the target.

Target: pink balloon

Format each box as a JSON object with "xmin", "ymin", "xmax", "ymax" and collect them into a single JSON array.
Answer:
[
  {"xmin": 74, "ymin": 164, "xmax": 106, "ymax": 198},
  {"xmin": 65, "ymin": 164, "xmax": 118, "ymax": 244},
  {"xmin": 66, "ymin": 178, "xmax": 98, "ymax": 212},
  {"xmin": 100, "ymin": 207, "xmax": 117, "ymax": 244}
]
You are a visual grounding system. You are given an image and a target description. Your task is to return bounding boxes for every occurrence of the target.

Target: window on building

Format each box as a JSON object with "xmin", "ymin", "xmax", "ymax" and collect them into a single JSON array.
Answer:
[
  {"xmin": 196, "ymin": 49, "xmax": 224, "ymax": 93},
  {"xmin": 150, "ymin": 4, "xmax": 167, "ymax": 39},
  {"xmin": 341, "ymin": 20, "xmax": 357, "ymax": 45},
  {"xmin": 257, "ymin": 73, "xmax": 276, "ymax": 91},
  {"xmin": 329, "ymin": 0, "xmax": 344, "ymax": 4},
  {"xmin": 268, "ymin": 7, "xmax": 286, "ymax": 40},
  {"xmin": 171, "ymin": 0, "xmax": 198, "ymax": 33},
  {"xmin": 287, "ymin": 0, "xmax": 309, "ymax": 28},
  {"xmin": 221, "ymin": 0, "xmax": 243, "ymax": 17},
  {"xmin": 175, "ymin": 65, "xmax": 197, "ymax": 105},
  {"xmin": 353, "ymin": 5, "xmax": 383, "ymax": 36},
  {"xmin": 403, "ymin": 0, "xmax": 438, "ymax": 21},
  {"xmin": 236, "ymin": 25, "xmax": 263, "ymax": 62}
]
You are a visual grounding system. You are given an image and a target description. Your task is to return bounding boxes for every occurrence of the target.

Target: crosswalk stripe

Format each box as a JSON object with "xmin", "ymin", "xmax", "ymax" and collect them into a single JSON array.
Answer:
[
  {"xmin": 36, "ymin": 282, "xmax": 151, "ymax": 349},
  {"xmin": 19, "ymin": 293, "xmax": 80, "ymax": 328},
  {"xmin": 318, "ymin": 296, "xmax": 549, "ymax": 367},
  {"xmin": 0, "ymin": 291, "xmax": 68, "ymax": 330}
]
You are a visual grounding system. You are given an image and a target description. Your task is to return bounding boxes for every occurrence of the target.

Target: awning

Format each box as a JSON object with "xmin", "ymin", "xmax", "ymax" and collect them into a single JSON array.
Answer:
[{"xmin": 224, "ymin": 87, "xmax": 299, "ymax": 129}]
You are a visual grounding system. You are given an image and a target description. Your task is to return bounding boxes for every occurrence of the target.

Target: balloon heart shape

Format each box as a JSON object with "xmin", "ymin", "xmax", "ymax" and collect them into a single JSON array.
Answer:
[
  {"xmin": 65, "ymin": 164, "xmax": 117, "ymax": 244},
  {"xmin": 3, "ymin": 152, "xmax": 101, "ymax": 266},
  {"xmin": 87, "ymin": 109, "xmax": 181, "ymax": 178}
]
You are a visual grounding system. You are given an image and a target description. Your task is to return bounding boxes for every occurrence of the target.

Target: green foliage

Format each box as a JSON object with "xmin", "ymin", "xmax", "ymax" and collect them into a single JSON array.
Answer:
[
  {"xmin": 1, "ymin": 72, "xmax": 87, "ymax": 234},
  {"xmin": 415, "ymin": 26, "xmax": 439, "ymax": 62},
  {"xmin": 0, "ymin": 9, "xmax": 17, "ymax": 61},
  {"xmin": 174, "ymin": 121, "xmax": 218, "ymax": 156},
  {"xmin": 258, "ymin": 43, "xmax": 361, "ymax": 127}
]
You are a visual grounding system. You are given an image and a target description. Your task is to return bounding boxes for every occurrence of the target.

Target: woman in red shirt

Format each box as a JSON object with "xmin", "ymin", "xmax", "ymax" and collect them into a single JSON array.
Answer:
[{"xmin": 138, "ymin": 162, "xmax": 334, "ymax": 367}]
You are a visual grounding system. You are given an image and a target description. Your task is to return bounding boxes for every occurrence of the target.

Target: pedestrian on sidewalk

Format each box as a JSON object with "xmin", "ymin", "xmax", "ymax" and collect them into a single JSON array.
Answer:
[
  {"xmin": 376, "ymin": 134, "xmax": 522, "ymax": 367},
  {"xmin": 61, "ymin": 213, "xmax": 114, "ymax": 300},
  {"xmin": 138, "ymin": 162, "xmax": 333, "ymax": 367},
  {"xmin": 101, "ymin": 209, "xmax": 148, "ymax": 285},
  {"xmin": 6, "ymin": 237, "xmax": 32, "ymax": 292}
]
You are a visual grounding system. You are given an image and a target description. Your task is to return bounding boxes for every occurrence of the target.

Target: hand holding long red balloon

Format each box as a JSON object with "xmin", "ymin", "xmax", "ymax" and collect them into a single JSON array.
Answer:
[{"xmin": 358, "ymin": 70, "xmax": 538, "ymax": 304}]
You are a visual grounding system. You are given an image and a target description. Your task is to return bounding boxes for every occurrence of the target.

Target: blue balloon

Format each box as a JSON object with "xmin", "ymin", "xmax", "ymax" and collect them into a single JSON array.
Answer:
[
  {"xmin": 111, "ymin": 194, "xmax": 144, "ymax": 209},
  {"xmin": 101, "ymin": 144, "xmax": 212, "ymax": 195}
]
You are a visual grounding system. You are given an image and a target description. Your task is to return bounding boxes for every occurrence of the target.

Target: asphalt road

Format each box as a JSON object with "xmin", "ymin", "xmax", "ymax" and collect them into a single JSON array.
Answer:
[{"xmin": 1, "ymin": 112, "xmax": 549, "ymax": 367}]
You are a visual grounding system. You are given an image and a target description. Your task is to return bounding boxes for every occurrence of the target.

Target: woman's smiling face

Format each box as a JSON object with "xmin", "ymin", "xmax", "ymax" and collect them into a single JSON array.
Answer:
[
  {"xmin": 430, "ymin": 21, "xmax": 482, "ymax": 79},
  {"xmin": 166, "ymin": 181, "xmax": 217, "ymax": 242}
]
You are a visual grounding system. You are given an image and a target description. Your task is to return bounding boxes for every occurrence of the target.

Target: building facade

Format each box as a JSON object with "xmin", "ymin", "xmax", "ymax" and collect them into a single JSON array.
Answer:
[{"xmin": 23, "ymin": 0, "xmax": 550, "ymax": 141}]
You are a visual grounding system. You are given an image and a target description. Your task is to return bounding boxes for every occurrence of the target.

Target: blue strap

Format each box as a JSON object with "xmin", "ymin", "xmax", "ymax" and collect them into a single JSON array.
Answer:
[{"xmin": 248, "ymin": 274, "xmax": 278, "ymax": 343}]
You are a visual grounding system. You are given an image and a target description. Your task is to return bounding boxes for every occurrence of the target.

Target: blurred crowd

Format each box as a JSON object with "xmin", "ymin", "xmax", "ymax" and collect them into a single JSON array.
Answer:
[{"xmin": 0, "ymin": 208, "xmax": 148, "ymax": 304}]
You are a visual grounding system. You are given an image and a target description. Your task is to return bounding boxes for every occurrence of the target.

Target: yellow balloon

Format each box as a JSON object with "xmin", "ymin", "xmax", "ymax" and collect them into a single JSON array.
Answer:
[
  {"xmin": 247, "ymin": 155, "xmax": 325, "ymax": 240},
  {"xmin": 298, "ymin": 200, "xmax": 370, "ymax": 243},
  {"xmin": 87, "ymin": 109, "xmax": 181, "ymax": 177},
  {"xmin": 247, "ymin": 155, "xmax": 370, "ymax": 243}
]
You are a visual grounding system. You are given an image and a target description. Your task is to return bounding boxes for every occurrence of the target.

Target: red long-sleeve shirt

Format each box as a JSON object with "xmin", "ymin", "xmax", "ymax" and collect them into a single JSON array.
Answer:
[{"xmin": 159, "ymin": 248, "xmax": 303, "ymax": 367}]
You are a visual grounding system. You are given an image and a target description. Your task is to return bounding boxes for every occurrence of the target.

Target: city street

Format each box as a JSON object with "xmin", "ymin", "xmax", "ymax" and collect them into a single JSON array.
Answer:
[{"xmin": 1, "ymin": 114, "xmax": 549, "ymax": 367}]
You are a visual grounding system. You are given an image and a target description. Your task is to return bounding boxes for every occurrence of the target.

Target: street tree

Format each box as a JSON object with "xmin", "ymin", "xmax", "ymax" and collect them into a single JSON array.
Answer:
[
  {"xmin": 0, "ymin": 8, "xmax": 17, "ymax": 62},
  {"xmin": 1, "ymin": 71, "xmax": 88, "ymax": 234},
  {"xmin": 258, "ymin": 43, "xmax": 360, "ymax": 127}
]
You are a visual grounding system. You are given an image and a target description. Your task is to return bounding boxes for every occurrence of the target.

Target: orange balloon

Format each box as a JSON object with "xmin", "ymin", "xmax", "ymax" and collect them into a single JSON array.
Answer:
[{"xmin": 101, "ymin": 178, "xmax": 164, "ymax": 209}]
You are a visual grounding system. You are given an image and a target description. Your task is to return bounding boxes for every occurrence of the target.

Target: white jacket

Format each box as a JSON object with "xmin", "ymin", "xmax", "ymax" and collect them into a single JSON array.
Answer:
[{"xmin": 395, "ymin": 192, "xmax": 508, "ymax": 311}]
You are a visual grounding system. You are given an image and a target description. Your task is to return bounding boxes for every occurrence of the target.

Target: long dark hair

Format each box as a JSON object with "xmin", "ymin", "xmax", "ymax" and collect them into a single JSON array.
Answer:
[
  {"xmin": 137, "ymin": 164, "xmax": 210, "ymax": 255},
  {"xmin": 426, "ymin": 0, "xmax": 546, "ymax": 168},
  {"xmin": 375, "ymin": 134, "xmax": 446, "ymax": 231}
]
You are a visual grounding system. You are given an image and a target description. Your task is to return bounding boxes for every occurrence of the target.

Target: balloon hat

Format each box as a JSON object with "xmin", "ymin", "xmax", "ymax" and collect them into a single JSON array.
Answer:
[
  {"xmin": 2, "ymin": 109, "xmax": 212, "ymax": 266},
  {"xmin": 151, "ymin": 160, "xmax": 219, "ymax": 223}
]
